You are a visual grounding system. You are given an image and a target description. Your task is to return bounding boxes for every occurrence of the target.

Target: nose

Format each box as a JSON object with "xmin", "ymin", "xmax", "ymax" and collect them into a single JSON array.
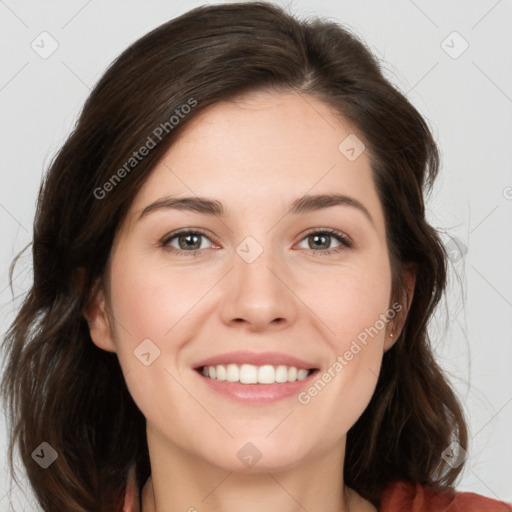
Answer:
[{"xmin": 219, "ymin": 246, "xmax": 299, "ymax": 332}]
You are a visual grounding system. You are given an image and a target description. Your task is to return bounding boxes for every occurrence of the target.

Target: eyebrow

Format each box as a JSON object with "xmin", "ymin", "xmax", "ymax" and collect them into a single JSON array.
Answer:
[{"xmin": 137, "ymin": 193, "xmax": 375, "ymax": 226}]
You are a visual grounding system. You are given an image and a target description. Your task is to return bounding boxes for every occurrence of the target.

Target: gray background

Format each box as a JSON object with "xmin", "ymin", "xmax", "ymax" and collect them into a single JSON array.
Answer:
[{"xmin": 1, "ymin": 0, "xmax": 511, "ymax": 509}]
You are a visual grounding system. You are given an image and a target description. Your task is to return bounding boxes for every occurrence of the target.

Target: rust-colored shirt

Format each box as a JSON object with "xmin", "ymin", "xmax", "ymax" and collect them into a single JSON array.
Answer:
[
  {"xmin": 119, "ymin": 466, "xmax": 511, "ymax": 512},
  {"xmin": 380, "ymin": 481, "xmax": 511, "ymax": 511}
]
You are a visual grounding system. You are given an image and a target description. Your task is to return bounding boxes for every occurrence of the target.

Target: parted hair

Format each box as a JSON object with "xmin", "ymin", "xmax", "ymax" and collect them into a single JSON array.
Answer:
[{"xmin": 1, "ymin": 2, "xmax": 467, "ymax": 510}]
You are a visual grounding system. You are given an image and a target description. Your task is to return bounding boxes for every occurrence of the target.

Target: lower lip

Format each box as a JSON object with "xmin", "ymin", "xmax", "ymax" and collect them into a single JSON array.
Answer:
[{"xmin": 196, "ymin": 370, "xmax": 318, "ymax": 404}]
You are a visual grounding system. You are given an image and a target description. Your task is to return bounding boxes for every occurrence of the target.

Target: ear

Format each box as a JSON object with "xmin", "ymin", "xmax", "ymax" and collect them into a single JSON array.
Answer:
[
  {"xmin": 384, "ymin": 262, "xmax": 417, "ymax": 351},
  {"xmin": 83, "ymin": 282, "xmax": 117, "ymax": 353}
]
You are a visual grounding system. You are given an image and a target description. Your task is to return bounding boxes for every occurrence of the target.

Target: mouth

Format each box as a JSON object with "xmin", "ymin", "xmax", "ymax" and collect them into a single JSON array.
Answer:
[
  {"xmin": 196, "ymin": 364, "xmax": 317, "ymax": 384},
  {"xmin": 195, "ymin": 364, "xmax": 320, "ymax": 403},
  {"xmin": 192, "ymin": 351, "xmax": 320, "ymax": 403}
]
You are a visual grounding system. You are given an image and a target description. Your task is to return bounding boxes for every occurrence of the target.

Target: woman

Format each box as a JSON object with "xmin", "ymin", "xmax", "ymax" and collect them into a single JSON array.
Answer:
[{"xmin": 1, "ymin": 2, "xmax": 510, "ymax": 511}]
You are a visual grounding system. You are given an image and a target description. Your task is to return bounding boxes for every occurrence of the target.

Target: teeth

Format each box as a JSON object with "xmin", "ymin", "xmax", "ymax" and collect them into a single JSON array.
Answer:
[
  {"xmin": 216, "ymin": 365, "xmax": 227, "ymax": 381},
  {"xmin": 297, "ymin": 369, "xmax": 309, "ymax": 380},
  {"xmin": 201, "ymin": 364, "xmax": 312, "ymax": 384}
]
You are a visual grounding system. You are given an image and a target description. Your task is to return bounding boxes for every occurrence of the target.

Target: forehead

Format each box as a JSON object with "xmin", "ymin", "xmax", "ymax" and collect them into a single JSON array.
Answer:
[{"xmin": 124, "ymin": 90, "xmax": 384, "ymax": 231}]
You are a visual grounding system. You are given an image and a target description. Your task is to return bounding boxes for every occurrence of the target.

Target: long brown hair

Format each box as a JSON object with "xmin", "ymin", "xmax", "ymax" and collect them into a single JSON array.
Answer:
[{"xmin": 1, "ymin": 2, "xmax": 467, "ymax": 510}]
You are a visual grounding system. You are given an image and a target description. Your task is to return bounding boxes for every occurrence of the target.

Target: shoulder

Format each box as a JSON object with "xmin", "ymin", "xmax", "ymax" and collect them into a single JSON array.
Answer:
[{"xmin": 380, "ymin": 481, "xmax": 512, "ymax": 512}]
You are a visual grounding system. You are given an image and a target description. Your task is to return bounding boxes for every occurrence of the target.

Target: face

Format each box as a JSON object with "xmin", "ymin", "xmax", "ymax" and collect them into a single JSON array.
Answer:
[{"xmin": 87, "ymin": 90, "xmax": 410, "ymax": 473}]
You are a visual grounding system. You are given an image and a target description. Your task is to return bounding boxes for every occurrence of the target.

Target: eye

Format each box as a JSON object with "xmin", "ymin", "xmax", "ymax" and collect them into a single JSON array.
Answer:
[
  {"xmin": 160, "ymin": 229, "xmax": 215, "ymax": 255},
  {"xmin": 296, "ymin": 228, "xmax": 352, "ymax": 256},
  {"xmin": 160, "ymin": 227, "xmax": 352, "ymax": 257}
]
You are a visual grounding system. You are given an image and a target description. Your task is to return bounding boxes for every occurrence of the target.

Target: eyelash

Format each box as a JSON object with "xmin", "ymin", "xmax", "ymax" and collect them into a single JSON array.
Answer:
[{"xmin": 159, "ymin": 228, "xmax": 352, "ymax": 257}]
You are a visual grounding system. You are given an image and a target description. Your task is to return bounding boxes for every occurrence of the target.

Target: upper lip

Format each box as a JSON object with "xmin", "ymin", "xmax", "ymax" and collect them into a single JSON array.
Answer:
[{"xmin": 193, "ymin": 351, "xmax": 318, "ymax": 370}]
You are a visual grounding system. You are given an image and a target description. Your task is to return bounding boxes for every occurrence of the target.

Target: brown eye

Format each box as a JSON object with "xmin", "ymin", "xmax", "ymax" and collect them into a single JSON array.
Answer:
[
  {"xmin": 161, "ymin": 230, "xmax": 214, "ymax": 254},
  {"xmin": 308, "ymin": 233, "xmax": 331, "ymax": 250},
  {"xmin": 296, "ymin": 229, "xmax": 352, "ymax": 255}
]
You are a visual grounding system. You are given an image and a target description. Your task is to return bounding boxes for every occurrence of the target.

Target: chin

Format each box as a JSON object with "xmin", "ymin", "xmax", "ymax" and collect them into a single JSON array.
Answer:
[{"xmin": 196, "ymin": 436, "xmax": 314, "ymax": 473}]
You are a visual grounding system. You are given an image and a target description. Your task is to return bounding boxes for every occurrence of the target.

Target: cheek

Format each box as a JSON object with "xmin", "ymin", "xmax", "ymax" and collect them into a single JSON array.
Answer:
[
  {"xmin": 303, "ymin": 254, "xmax": 392, "ymax": 349},
  {"xmin": 107, "ymin": 256, "xmax": 201, "ymax": 430},
  {"xmin": 109, "ymin": 253, "xmax": 213, "ymax": 348},
  {"xmin": 294, "ymin": 258, "xmax": 392, "ymax": 426},
  {"xmin": 106, "ymin": 251, "xmax": 223, "ymax": 411}
]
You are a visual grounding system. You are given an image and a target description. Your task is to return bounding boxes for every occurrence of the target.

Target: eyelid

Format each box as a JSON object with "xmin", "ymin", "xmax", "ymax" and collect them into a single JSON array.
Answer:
[
  {"xmin": 160, "ymin": 227, "xmax": 218, "ymax": 250},
  {"xmin": 297, "ymin": 227, "xmax": 352, "ymax": 246}
]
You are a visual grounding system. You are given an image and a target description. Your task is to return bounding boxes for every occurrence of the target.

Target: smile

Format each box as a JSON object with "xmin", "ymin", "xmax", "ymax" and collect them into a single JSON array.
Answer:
[{"xmin": 193, "ymin": 350, "xmax": 319, "ymax": 403}]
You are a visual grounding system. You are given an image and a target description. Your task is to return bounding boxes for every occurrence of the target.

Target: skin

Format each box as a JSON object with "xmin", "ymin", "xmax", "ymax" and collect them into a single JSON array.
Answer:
[{"xmin": 85, "ymin": 90, "xmax": 415, "ymax": 512}]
